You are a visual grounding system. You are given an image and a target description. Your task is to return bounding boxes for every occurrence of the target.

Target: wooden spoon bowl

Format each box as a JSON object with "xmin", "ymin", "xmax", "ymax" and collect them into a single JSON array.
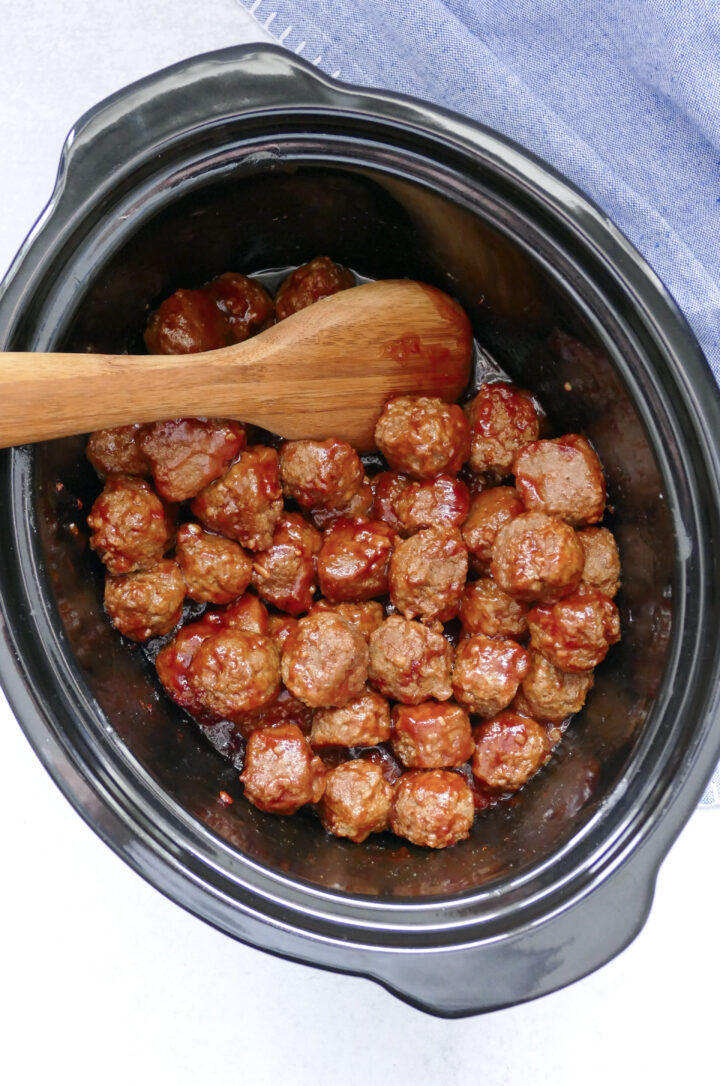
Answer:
[{"xmin": 0, "ymin": 280, "xmax": 473, "ymax": 452}]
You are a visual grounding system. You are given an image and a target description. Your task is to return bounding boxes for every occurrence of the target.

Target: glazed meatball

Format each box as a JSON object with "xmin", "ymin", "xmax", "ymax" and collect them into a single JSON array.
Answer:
[
  {"xmin": 240, "ymin": 724, "xmax": 326, "ymax": 814},
  {"xmin": 371, "ymin": 470, "xmax": 410, "ymax": 533},
  {"xmin": 452, "ymin": 635, "xmax": 530, "ymax": 717},
  {"xmin": 465, "ymin": 381, "xmax": 540, "ymax": 477},
  {"xmin": 141, "ymin": 418, "xmax": 246, "ymax": 503},
  {"xmin": 191, "ymin": 445, "xmax": 283, "ymax": 551},
  {"xmin": 104, "ymin": 559, "xmax": 185, "ymax": 642},
  {"xmin": 319, "ymin": 761, "xmax": 393, "ymax": 843},
  {"xmin": 389, "ymin": 526, "xmax": 468, "ymax": 623},
  {"xmin": 307, "ymin": 476, "xmax": 374, "ymax": 531},
  {"xmin": 266, "ymin": 613, "xmax": 299, "ymax": 650},
  {"xmin": 206, "ymin": 271, "xmax": 274, "ymax": 343},
  {"xmin": 176, "ymin": 522, "xmax": 252, "ymax": 604},
  {"xmin": 187, "ymin": 629, "xmax": 280, "ymax": 717},
  {"xmin": 528, "ymin": 587, "xmax": 621, "ymax": 672},
  {"xmin": 472, "ymin": 712, "xmax": 551, "ymax": 791},
  {"xmin": 374, "ymin": 395, "xmax": 471, "ymax": 480},
  {"xmin": 461, "ymin": 487, "xmax": 525, "ymax": 569},
  {"xmin": 391, "ymin": 701, "xmax": 474, "ymax": 769},
  {"xmin": 279, "ymin": 438, "xmax": 364, "ymax": 511},
  {"xmin": 155, "ymin": 618, "xmax": 216, "ymax": 713},
  {"xmin": 210, "ymin": 592, "xmax": 270, "ymax": 635},
  {"xmin": 368, "ymin": 615, "xmax": 453, "ymax": 704},
  {"xmin": 251, "ymin": 513, "xmax": 321, "ymax": 615},
  {"xmin": 87, "ymin": 475, "xmax": 175, "ymax": 575},
  {"xmin": 86, "ymin": 424, "xmax": 149, "ymax": 478},
  {"xmin": 275, "ymin": 256, "xmax": 355, "ymax": 321},
  {"xmin": 491, "ymin": 512, "xmax": 584, "ymax": 603},
  {"xmin": 390, "ymin": 770, "xmax": 474, "ymax": 848},
  {"xmin": 578, "ymin": 527, "xmax": 621, "ymax": 598},
  {"xmin": 311, "ymin": 688, "xmax": 391, "ymax": 747},
  {"xmin": 144, "ymin": 287, "xmax": 227, "ymax": 354},
  {"xmin": 513, "ymin": 434, "xmax": 606, "ymax": 526},
  {"xmin": 394, "ymin": 475, "xmax": 470, "ymax": 535},
  {"xmin": 516, "ymin": 651, "xmax": 594, "ymax": 724},
  {"xmin": 459, "ymin": 578, "xmax": 529, "ymax": 639},
  {"xmin": 281, "ymin": 611, "xmax": 369, "ymax": 708},
  {"xmin": 310, "ymin": 599, "xmax": 384, "ymax": 642},
  {"xmin": 317, "ymin": 518, "xmax": 395, "ymax": 602}
]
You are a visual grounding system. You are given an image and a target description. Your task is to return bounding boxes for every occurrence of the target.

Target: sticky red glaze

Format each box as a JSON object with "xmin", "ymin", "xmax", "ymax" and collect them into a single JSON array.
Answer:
[
  {"xmin": 231, "ymin": 685, "xmax": 313, "ymax": 738},
  {"xmin": 188, "ymin": 629, "xmax": 280, "ymax": 717},
  {"xmin": 206, "ymin": 592, "xmax": 270, "ymax": 635},
  {"xmin": 371, "ymin": 470, "xmax": 410, "ymax": 534},
  {"xmin": 317, "ymin": 517, "xmax": 395, "ymax": 602},
  {"xmin": 191, "ymin": 446, "xmax": 283, "ymax": 551},
  {"xmin": 86, "ymin": 424, "xmax": 150, "ymax": 478},
  {"xmin": 206, "ymin": 272, "xmax": 275, "ymax": 343},
  {"xmin": 144, "ymin": 288, "xmax": 227, "ymax": 355},
  {"xmin": 279, "ymin": 438, "xmax": 365, "ymax": 511},
  {"xmin": 266, "ymin": 613, "xmax": 300, "ymax": 650},
  {"xmin": 389, "ymin": 526, "xmax": 468, "ymax": 623},
  {"xmin": 141, "ymin": 418, "xmax": 246, "ymax": 503},
  {"xmin": 461, "ymin": 486, "xmax": 525, "ymax": 568},
  {"xmin": 466, "ymin": 381, "xmax": 540, "ymax": 477},
  {"xmin": 491, "ymin": 511, "xmax": 585, "ymax": 603},
  {"xmin": 374, "ymin": 396, "xmax": 471, "ymax": 480},
  {"xmin": 155, "ymin": 617, "xmax": 219, "ymax": 717},
  {"xmin": 514, "ymin": 434, "xmax": 606, "ymax": 526},
  {"xmin": 390, "ymin": 769, "xmax": 474, "ymax": 849},
  {"xmin": 459, "ymin": 578, "xmax": 529, "ymax": 639}
]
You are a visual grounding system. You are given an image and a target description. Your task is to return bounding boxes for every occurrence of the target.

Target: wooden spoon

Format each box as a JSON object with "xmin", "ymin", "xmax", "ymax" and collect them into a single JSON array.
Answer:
[{"xmin": 0, "ymin": 280, "xmax": 472, "ymax": 452}]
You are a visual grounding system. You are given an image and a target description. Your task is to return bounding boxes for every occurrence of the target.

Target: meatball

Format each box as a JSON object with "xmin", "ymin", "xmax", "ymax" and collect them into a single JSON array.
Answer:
[
  {"xmin": 104, "ymin": 559, "xmax": 185, "ymax": 642},
  {"xmin": 281, "ymin": 611, "xmax": 369, "ymax": 708},
  {"xmin": 390, "ymin": 769, "xmax": 474, "ymax": 848},
  {"xmin": 240, "ymin": 724, "xmax": 326, "ymax": 814},
  {"xmin": 310, "ymin": 599, "xmax": 384, "ymax": 643},
  {"xmin": 578, "ymin": 527, "xmax": 621, "ymax": 598},
  {"xmin": 266, "ymin": 613, "xmax": 299, "ymax": 650},
  {"xmin": 141, "ymin": 418, "xmax": 246, "ymax": 503},
  {"xmin": 191, "ymin": 445, "xmax": 283, "ymax": 551},
  {"xmin": 176, "ymin": 522, "xmax": 252, "ymax": 604},
  {"xmin": 155, "ymin": 617, "xmax": 216, "ymax": 713},
  {"xmin": 86, "ymin": 424, "xmax": 149, "ymax": 478},
  {"xmin": 391, "ymin": 701, "xmax": 474, "ymax": 769},
  {"xmin": 206, "ymin": 271, "xmax": 274, "ymax": 343},
  {"xmin": 491, "ymin": 512, "xmax": 584, "ymax": 603},
  {"xmin": 144, "ymin": 287, "xmax": 227, "ymax": 354},
  {"xmin": 516, "ymin": 651, "xmax": 594, "ymax": 724},
  {"xmin": 307, "ymin": 476, "xmax": 374, "ymax": 531},
  {"xmin": 374, "ymin": 395, "xmax": 471, "ymax": 480},
  {"xmin": 461, "ymin": 487, "xmax": 525, "ymax": 569},
  {"xmin": 368, "ymin": 615, "xmax": 453, "ymax": 704},
  {"xmin": 187, "ymin": 629, "xmax": 280, "ymax": 717},
  {"xmin": 472, "ymin": 712, "xmax": 551, "ymax": 791},
  {"xmin": 371, "ymin": 470, "xmax": 409, "ymax": 533},
  {"xmin": 465, "ymin": 381, "xmax": 539, "ymax": 477},
  {"xmin": 394, "ymin": 475, "xmax": 470, "ymax": 535},
  {"xmin": 209, "ymin": 592, "xmax": 270, "ymax": 635},
  {"xmin": 87, "ymin": 475, "xmax": 175, "ymax": 575},
  {"xmin": 452, "ymin": 635, "xmax": 530, "ymax": 717},
  {"xmin": 279, "ymin": 438, "xmax": 364, "ymax": 511},
  {"xmin": 318, "ymin": 761, "xmax": 393, "ymax": 843},
  {"xmin": 317, "ymin": 518, "xmax": 395, "ymax": 602},
  {"xmin": 459, "ymin": 578, "xmax": 529, "ymax": 639},
  {"xmin": 389, "ymin": 526, "xmax": 468, "ymax": 623},
  {"xmin": 513, "ymin": 434, "xmax": 606, "ymax": 526},
  {"xmin": 311, "ymin": 688, "xmax": 391, "ymax": 747},
  {"xmin": 275, "ymin": 256, "xmax": 354, "ymax": 321},
  {"xmin": 528, "ymin": 587, "xmax": 621, "ymax": 672},
  {"xmin": 251, "ymin": 513, "xmax": 321, "ymax": 616}
]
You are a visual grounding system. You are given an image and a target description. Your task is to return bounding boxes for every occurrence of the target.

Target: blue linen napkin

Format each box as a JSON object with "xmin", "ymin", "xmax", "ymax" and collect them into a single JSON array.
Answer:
[{"xmin": 239, "ymin": 0, "xmax": 720, "ymax": 804}]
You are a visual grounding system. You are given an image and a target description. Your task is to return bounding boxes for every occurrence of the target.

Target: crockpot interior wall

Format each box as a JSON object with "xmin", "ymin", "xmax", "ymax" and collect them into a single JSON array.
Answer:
[{"xmin": 33, "ymin": 164, "xmax": 672, "ymax": 896}]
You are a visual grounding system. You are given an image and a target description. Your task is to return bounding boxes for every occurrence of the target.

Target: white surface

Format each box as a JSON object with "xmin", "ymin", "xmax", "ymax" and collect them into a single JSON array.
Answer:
[{"xmin": 1, "ymin": 2, "xmax": 718, "ymax": 1081}]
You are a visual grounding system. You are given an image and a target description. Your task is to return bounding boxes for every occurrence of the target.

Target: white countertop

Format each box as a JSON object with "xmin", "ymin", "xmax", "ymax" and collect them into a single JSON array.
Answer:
[{"xmin": 1, "ymin": 3, "xmax": 718, "ymax": 1081}]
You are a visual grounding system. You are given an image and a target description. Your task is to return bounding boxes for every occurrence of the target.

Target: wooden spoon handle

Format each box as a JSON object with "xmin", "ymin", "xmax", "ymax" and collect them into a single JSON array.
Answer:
[{"xmin": 0, "ymin": 280, "xmax": 472, "ymax": 450}]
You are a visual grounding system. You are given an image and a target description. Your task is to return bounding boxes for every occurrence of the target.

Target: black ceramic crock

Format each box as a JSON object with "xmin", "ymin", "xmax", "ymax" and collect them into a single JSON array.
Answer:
[{"xmin": 2, "ymin": 45, "xmax": 720, "ymax": 1017}]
